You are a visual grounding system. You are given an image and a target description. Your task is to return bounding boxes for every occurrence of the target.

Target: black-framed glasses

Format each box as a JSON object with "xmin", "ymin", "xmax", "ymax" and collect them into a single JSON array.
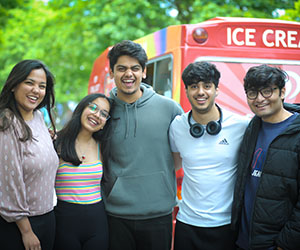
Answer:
[
  {"xmin": 88, "ymin": 102, "xmax": 110, "ymax": 120},
  {"xmin": 246, "ymin": 87, "xmax": 278, "ymax": 100}
]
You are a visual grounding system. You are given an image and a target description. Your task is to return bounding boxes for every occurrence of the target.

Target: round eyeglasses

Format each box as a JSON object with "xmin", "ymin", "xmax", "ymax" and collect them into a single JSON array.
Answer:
[
  {"xmin": 88, "ymin": 102, "xmax": 110, "ymax": 120},
  {"xmin": 246, "ymin": 87, "xmax": 278, "ymax": 100}
]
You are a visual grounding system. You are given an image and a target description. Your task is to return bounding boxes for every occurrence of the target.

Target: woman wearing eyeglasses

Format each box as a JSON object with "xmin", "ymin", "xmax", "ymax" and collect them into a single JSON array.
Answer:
[{"xmin": 53, "ymin": 93, "xmax": 113, "ymax": 250}]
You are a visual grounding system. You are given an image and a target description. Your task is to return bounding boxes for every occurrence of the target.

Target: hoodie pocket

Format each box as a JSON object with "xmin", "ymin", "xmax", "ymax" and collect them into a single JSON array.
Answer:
[{"xmin": 105, "ymin": 171, "xmax": 175, "ymax": 217}]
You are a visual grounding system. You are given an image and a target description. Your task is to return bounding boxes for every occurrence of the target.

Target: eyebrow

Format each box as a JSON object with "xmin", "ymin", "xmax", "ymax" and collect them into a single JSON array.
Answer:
[
  {"xmin": 91, "ymin": 103, "xmax": 109, "ymax": 112},
  {"xmin": 25, "ymin": 78, "xmax": 47, "ymax": 84},
  {"xmin": 116, "ymin": 64, "xmax": 141, "ymax": 68}
]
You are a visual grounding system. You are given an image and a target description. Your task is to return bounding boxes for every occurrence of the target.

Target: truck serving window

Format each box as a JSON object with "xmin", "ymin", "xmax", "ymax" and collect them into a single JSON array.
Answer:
[{"xmin": 144, "ymin": 55, "xmax": 173, "ymax": 98}]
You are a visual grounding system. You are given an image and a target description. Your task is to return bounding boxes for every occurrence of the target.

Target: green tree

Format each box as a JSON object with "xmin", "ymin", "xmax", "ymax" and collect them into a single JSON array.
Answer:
[
  {"xmin": 280, "ymin": 0, "xmax": 300, "ymax": 22},
  {"xmin": 165, "ymin": 0, "xmax": 298, "ymax": 23},
  {"xmin": 0, "ymin": 0, "xmax": 299, "ymax": 105}
]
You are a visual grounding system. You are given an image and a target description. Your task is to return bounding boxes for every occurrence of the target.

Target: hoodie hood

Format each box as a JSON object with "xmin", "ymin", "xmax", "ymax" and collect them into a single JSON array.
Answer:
[
  {"xmin": 284, "ymin": 102, "xmax": 300, "ymax": 113},
  {"xmin": 110, "ymin": 83, "xmax": 155, "ymax": 107},
  {"xmin": 109, "ymin": 83, "xmax": 156, "ymax": 138}
]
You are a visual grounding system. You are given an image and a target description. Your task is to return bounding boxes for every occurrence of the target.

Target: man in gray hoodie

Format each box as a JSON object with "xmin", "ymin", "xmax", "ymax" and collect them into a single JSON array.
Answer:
[{"xmin": 102, "ymin": 40, "xmax": 183, "ymax": 250}]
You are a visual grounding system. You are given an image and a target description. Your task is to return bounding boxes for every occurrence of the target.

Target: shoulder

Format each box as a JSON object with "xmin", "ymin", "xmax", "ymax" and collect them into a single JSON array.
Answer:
[
  {"xmin": 170, "ymin": 113, "xmax": 188, "ymax": 129},
  {"xmin": 0, "ymin": 109, "xmax": 24, "ymax": 136},
  {"xmin": 155, "ymin": 95, "xmax": 183, "ymax": 112},
  {"xmin": 29, "ymin": 110, "xmax": 47, "ymax": 129},
  {"xmin": 0, "ymin": 113, "xmax": 20, "ymax": 144},
  {"xmin": 0, "ymin": 108, "xmax": 14, "ymax": 127},
  {"xmin": 222, "ymin": 108, "xmax": 250, "ymax": 126},
  {"xmin": 34, "ymin": 110, "xmax": 44, "ymax": 121}
]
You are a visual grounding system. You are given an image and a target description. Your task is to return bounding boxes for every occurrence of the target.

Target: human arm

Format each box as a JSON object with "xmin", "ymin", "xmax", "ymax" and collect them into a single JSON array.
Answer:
[
  {"xmin": 0, "ymin": 126, "xmax": 31, "ymax": 222},
  {"xmin": 16, "ymin": 218, "xmax": 41, "ymax": 250},
  {"xmin": 275, "ymin": 169, "xmax": 300, "ymax": 249},
  {"xmin": 172, "ymin": 152, "xmax": 182, "ymax": 171}
]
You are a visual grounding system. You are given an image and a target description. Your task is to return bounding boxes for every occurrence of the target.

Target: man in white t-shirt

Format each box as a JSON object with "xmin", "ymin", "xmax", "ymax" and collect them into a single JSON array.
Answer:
[{"xmin": 169, "ymin": 62, "xmax": 249, "ymax": 250}]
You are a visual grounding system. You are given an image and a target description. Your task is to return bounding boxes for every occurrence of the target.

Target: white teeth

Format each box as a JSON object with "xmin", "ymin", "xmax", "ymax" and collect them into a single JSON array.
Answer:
[
  {"xmin": 28, "ymin": 96, "xmax": 38, "ymax": 101},
  {"xmin": 88, "ymin": 117, "xmax": 99, "ymax": 125},
  {"xmin": 256, "ymin": 104, "xmax": 267, "ymax": 108}
]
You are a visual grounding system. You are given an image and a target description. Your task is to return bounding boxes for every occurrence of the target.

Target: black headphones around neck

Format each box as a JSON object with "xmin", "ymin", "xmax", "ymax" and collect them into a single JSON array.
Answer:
[{"xmin": 188, "ymin": 105, "xmax": 223, "ymax": 138}]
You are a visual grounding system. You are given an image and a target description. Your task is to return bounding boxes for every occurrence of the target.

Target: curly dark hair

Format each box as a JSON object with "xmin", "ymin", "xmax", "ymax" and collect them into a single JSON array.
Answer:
[
  {"xmin": 244, "ymin": 64, "xmax": 288, "ymax": 91},
  {"xmin": 182, "ymin": 61, "xmax": 220, "ymax": 89},
  {"xmin": 108, "ymin": 40, "xmax": 148, "ymax": 72}
]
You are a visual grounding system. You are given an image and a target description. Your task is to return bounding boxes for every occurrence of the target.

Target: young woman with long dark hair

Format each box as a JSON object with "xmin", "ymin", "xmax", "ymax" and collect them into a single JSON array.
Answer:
[{"xmin": 54, "ymin": 93, "xmax": 113, "ymax": 250}]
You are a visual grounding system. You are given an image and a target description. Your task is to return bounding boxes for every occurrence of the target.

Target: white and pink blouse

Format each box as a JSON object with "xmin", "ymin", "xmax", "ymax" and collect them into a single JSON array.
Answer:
[{"xmin": 0, "ymin": 111, "xmax": 59, "ymax": 222}]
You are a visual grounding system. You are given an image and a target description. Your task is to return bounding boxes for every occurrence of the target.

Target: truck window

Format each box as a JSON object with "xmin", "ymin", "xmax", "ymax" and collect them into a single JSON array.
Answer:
[{"xmin": 144, "ymin": 55, "xmax": 173, "ymax": 98}]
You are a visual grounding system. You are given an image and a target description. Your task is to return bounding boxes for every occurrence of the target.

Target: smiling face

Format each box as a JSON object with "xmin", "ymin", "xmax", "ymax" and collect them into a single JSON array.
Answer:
[
  {"xmin": 80, "ymin": 97, "xmax": 111, "ymax": 134},
  {"xmin": 247, "ymin": 86, "xmax": 285, "ymax": 122},
  {"xmin": 13, "ymin": 68, "xmax": 47, "ymax": 120},
  {"xmin": 109, "ymin": 55, "xmax": 146, "ymax": 103},
  {"xmin": 186, "ymin": 81, "xmax": 219, "ymax": 114}
]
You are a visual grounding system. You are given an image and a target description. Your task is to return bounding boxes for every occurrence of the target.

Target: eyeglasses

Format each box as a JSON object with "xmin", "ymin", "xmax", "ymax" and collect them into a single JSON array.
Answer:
[
  {"xmin": 88, "ymin": 103, "xmax": 110, "ymax": 120},
  {"xmin": 246, "ymin": 87, "xmax": 278, "ymax": 100}
]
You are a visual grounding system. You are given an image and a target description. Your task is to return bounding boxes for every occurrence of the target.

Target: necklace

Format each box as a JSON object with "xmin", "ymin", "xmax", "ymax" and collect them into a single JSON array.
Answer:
[{"xmin": 76, "ymin": 138, "xmax": 93, "ymax": 160}]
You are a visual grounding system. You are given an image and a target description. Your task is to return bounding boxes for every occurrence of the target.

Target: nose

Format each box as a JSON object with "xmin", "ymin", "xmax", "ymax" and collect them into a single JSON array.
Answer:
[
  {"xmin": 124, "ymin": 68, "xmax": 133, "ymax": 77},
  {"xmin": 31, "ymin": 85, "xmax": 39, "ymax": 94},
  {"xmin": 93, "ymin": 110, "xmax": 106, "ymax": 121},
  {"xmin": 197, "ymin": 86, "xmax": 205, "ymax": 95},
  {"xmin": 93, "ymin": 110, "xmax": 102, "ymax": 118},
  {"xmin": 255, "ymin": 91, "xmax": 265, "ymax": 101}
]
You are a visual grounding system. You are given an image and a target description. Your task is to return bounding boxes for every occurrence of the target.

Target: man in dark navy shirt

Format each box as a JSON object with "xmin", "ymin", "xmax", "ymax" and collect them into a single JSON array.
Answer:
[{"xmin": 231, "ymin": 64, "xmax": 300, "ymax": 250}]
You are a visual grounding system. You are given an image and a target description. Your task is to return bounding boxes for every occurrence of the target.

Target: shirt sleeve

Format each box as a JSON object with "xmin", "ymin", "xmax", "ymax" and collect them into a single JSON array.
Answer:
[
  {"xmin": 0, "ymin": 125, "xmax": 30, "ymax": 222},
  {"xmin": 169, "ymin": 119, "xmax": 179, "ymax": 153}
]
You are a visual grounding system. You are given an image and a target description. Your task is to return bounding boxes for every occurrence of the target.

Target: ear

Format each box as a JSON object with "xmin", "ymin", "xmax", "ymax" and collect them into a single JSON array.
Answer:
[
  {"xmin": 142, "ymin": 67, "xmax": 147, "ymax": 79},
  {"xmin": 215, "ymin": 87, "xmax": 219, "ymax": 97},
  {"xmin": 280, "ymin": 87, "xmax": 286, "ymax": 101},
  {"xmin": 109, "ymin": 68, "xmax": 114, "ymax": 79}
]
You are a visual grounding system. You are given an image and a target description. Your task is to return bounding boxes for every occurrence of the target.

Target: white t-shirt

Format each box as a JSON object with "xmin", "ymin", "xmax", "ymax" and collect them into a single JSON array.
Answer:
[{"xmin": 169, "ymin": 108, "xmax": 249, "ymax": 227}]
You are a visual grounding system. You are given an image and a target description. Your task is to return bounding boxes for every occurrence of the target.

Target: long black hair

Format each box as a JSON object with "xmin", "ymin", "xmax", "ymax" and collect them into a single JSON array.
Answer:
[
  {"xmin": 55, "ymin": 93, "xmax": 113, "ymax": 166},
  {"xmin": 0, "ymin": 59, "xmax": 56, "ymax": 141}
]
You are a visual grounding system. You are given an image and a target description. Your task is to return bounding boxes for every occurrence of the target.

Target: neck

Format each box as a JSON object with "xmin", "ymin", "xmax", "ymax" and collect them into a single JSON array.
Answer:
[
  {"xmin": 21, "ymin": 110, "xmax": 34, "ymax": 121},
  {"xmin": 192, "ymin": 105, "xmax": 220, "ymax": 125},
  {"xmin": 76, "ymin": 130, "xmax": 93, "ymax": 143},
  {"xmin": 117, "ymin": 89, "xmax": 143, "ymax": 103},
  {"xmin": 76, "ymin": 132, "xmax": 96, "ymax": 161},
  {"xmin": 261, "ymin": 109, "xmax": 292, "ymax": 123}
]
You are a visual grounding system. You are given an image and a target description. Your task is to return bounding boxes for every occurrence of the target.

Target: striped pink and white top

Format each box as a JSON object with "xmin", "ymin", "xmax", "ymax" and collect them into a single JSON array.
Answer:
[{"xmin": 55, "ymin": 161, "xmax": 103, "ymax": 204}]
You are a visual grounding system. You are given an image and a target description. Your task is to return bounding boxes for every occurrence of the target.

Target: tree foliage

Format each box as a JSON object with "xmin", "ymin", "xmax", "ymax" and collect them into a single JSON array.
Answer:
[
  {"xmin": 0, "ymin": 0, "xmax": 299, "ymax": 104},
  {"xmin": 280, "ymin": 0, "xmax": 300, "ymax": 22}
]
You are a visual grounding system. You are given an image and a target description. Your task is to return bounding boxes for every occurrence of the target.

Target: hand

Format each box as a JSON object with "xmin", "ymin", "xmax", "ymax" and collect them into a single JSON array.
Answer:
[
  {"xmin": 48, "ymin": 128, "xmax": 57, "ymax": 140},
  {"xmin": 277, "ymin": 247, "xmax": 283, "ymax": 250},
  {"xmin": 16, "ymin": 217, "xmax": 41, "ymax": 250},
  {"xmin": 22, "ymin": 230, "xmax": 41, "ymax": 250}
]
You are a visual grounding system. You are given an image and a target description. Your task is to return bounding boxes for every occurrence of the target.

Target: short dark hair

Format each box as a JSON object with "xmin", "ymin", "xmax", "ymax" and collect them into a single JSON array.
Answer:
[
  {"xmin": 108, "ymin": 40, "xmax": 148, "ymax": 72},
  {"xmin": 55, "ymin": 93, "xmax": 113, "ymax": 166},
  {"xmin": 0, "ymin": 59, "xmax": 56, "ymax": 141},
  {"xmin": 182, "ymin": 62, "xmax": 220, "ymax": 89},
  {"xmin": 244, "ymin": 64, "xmax": 287, "ymax": 91}
]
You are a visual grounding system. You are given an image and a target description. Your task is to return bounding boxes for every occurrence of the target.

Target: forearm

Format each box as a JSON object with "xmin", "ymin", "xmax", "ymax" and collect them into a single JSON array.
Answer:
[
  {"xmin": 172, "ymin": 152, "xmax": 183, "ymax": 171},
  {"xmin": 16, "ymin": 217, "xmax": 33, "ymax": 235},
  {"xmin": 16, "ymin": 217, "xmax": 40, "ymax": 250}
]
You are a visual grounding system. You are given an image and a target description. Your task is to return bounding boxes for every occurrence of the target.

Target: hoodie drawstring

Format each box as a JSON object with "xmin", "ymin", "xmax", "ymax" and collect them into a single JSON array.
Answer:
[
  {"xmin": 134, "ymin": 102, "xmax": 138, "ymax": 137},
  {"xmin": 124, "ymin": 102, "xmax": 138, "ymax": 138},
  {"xmin": 125, "ymin": 104, "xmax": 130, "ymax": 139}
]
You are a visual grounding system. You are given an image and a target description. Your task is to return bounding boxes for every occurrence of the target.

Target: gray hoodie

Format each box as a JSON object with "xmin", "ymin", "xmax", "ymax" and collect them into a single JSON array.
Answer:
[{"xmin": 102, "ymin": 83, "xmax": 183, "ymax": 219}]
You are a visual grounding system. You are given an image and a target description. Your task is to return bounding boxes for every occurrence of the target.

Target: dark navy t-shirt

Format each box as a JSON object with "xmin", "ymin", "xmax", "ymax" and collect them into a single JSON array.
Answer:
[{"xmin": 236, "ymin": 113, "xmax": 297, "ymax": 250}]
